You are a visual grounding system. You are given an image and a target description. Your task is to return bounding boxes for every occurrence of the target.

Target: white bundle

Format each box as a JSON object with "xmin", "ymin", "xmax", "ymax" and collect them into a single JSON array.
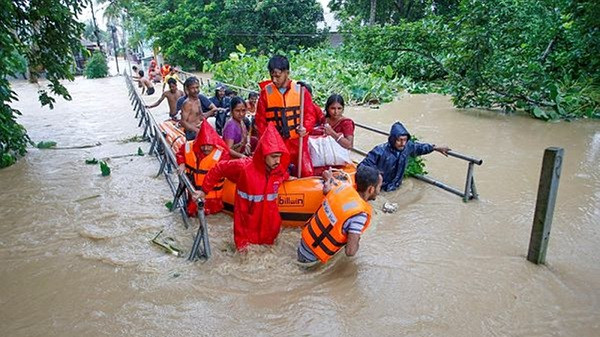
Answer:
[{"xmin": 308, "ymin": 135, "xmax": 351, "ymax": 167}]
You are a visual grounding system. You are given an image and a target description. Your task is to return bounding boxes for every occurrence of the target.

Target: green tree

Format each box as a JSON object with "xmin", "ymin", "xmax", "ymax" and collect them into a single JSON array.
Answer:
[
  {"xmin": 329, "ymin": 0, "xmax": 459, "ymax": 24},
  {"xmin": 116, "ymin": 0, "xmax": 325, "ymax": 68},
  {"xmin": 341, "ymin": 0, "xmax": 599, "ymax": 120},
  {"xmin": 85, "ymin": 51, "xmax": 109, "ymax": 78},
  {"xmin": 1, "ymin": 0, "xmax": 84, "ymax": 168}
]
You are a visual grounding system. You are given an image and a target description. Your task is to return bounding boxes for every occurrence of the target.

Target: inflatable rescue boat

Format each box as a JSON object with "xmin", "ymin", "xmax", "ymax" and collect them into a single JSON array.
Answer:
[{"xmin": 159, "ymin": 118, "xmax": 356, "ymax": 227}]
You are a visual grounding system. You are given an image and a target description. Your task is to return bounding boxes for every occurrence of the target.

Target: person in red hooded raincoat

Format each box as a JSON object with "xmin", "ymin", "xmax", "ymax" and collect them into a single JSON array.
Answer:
[
  {"xmin": 255, "ymin": 55, "xmax": 317, "ymax": 177},
  {"xmin": 176, "ymin": 121, "xmax": 230, "ymax": 216},
  {"xmin": 196, "ymin": 123, "xmax": 290, "ymax": 250}
]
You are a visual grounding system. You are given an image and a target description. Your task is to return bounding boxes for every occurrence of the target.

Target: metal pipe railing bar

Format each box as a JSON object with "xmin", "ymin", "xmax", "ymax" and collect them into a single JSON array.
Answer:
[{"xmin": 354, "ymin": 121, "xmax": 483, "ymax": 165}]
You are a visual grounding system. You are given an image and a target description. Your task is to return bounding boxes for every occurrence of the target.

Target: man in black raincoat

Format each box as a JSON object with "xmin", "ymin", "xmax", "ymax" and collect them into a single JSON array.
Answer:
[{"xmin": 359, "ymin": 122, "xmax": 450, "ymax": 192}]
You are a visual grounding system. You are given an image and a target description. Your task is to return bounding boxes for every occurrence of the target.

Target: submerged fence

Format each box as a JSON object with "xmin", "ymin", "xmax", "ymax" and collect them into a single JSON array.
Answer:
[{"xmin": 125, "ymin": 73, "xmax": 210, "ymax": 261}]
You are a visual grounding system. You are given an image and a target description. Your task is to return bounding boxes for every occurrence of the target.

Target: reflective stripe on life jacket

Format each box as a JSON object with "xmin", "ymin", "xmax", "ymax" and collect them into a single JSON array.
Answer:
[
  {"xmin": 301, "ymin": 180, "xmax": 372, "ymax": 263},
  {"xmin": 264, "ymin": 81, "xmax": 302, "ymax": 139},
  {"xmin": 183, "ymin": 142, "xmax": 225, "ymax": 198}
]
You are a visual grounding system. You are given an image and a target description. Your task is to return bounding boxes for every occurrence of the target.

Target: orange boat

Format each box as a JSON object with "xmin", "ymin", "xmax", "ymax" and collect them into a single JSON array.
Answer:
[
  {"xmin": 221, "ymin": 165, "xmax": 356, "ymax": 227},
  {"xmin": 158, "ymin": 120, "xmax": 186, "ymax": 154},
  {"xmin": 159, "ymin": 119, "xmax": 356, "ymax": 227}
]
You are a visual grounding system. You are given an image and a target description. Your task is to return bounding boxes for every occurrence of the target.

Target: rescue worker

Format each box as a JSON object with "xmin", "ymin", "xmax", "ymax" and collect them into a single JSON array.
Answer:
[
  {"xmin": 359, "ymin": 122, "xmax": 451, "ymax": 192},
  {"xmin": 255, "ymin": 55, "xmax": 317, "ymax": 177},
  {"xmin": 297, "ymin": 165, "xmax": 382, "ymax": 265},
  {"xmin": 176, "ymin": 121, "xmax": 230, "ymax": 216},
  {"xmin": 195, "ymin": 123, "xmax": 290, "ymax": 251}
]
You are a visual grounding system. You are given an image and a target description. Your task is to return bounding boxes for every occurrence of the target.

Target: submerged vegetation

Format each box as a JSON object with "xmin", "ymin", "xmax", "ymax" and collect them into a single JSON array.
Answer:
[{"xmin": 85, "ymin": 52, "xmax": 109, "ymax": 79}]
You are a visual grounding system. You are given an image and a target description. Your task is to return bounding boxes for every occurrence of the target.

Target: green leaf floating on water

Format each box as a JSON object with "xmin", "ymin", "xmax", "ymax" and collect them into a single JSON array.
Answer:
[
  {"xmin": 100, "ymin": 161, "xmax": 111, "ymax": 176},
  {"xmin": 36, "ymin": 141, "xmax": 57, "ymax": 149},
  {"xmin": 137, "ymin": 147, "xmax": 144, "ymax": 156},
  {"xmin": 85, "ymin": 158, "xmax": 98, "ymax": 164},
  {"xmin": 165, "ymin": 201, "xmax": 173, "ymax": 210}
]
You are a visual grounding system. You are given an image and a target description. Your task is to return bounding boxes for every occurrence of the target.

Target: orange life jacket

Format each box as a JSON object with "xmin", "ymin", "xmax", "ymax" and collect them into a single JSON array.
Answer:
[
  {"xmin": 264, "ymin": 81, "xmax": 302, "ymax": 139},
  {"xmin": 183, "ymin": 142, "xmax": 225, "ymax": 199},
  {"xmin": 301, "ymin": 180, "xmax": 372, "ymax": 263}
]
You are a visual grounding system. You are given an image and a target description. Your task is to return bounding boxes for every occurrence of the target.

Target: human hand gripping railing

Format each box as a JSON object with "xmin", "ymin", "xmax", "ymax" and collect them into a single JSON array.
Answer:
[{"xmin": 352, "ymin": 121, "xmax": 483, "ymax": 202}]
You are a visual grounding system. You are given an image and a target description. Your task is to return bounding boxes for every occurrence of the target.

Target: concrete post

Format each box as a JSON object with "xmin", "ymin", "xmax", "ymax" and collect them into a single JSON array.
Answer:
[{"xmin": 527, "ymin": 147, "xmax": 564, "ymax": 264}]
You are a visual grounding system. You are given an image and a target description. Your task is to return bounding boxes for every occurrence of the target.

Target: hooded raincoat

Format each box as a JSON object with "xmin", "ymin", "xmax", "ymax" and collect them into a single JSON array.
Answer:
[
  {"xmin": 202, "ymin": 123, "xmax": 290, "ymax": 250},
  {"xmin": 359, "ymin": 122, "xmax": 434, "ymax": 192},
  {"xmin": 176, "ymin": 121, "xmax": 230, "ymax": 215}
]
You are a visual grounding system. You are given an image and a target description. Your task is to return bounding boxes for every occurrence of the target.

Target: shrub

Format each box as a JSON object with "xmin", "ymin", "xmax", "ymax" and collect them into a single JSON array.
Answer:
[{"xmin": 85, "ymin": 52, "xmax": 109, "ymax": 78}]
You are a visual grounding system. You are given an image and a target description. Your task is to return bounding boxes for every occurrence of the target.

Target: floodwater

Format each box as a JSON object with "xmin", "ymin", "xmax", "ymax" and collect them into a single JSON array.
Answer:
[{"xmin": 1, "ymin": 73, "xmax": 599, "ymax": 337}]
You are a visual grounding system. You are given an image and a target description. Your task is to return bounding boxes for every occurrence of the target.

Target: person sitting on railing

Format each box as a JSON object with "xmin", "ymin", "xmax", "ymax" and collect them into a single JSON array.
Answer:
[
  {"xmin": 145, "ymin": 78, "xmax": 184, "ymax": 119},
  {"xmin": 358, "ymin": 122, "xmax": 450, "ymax": 192},
  {"xmin": 310, "ymin": 94, "xmax": 354, "ymax": 150},
  {"xmin": 210, "ymin": 85, "xmax": 231, "ymax": 135},
  {"xmin": 297, "ymin": 166, "xmax": 381, "ymax": 266},
  {"xmin": 222, "ymin": 97, "xmax": 258, "ymax": 159},
  {"xmin": 176, "ymin": 121, "xmax": 230, "ymax": 216},
  {"xmin": 195, "ymin": 123, "xmax": 290, "ymax": 251},
  {"xmin": 137, "ymin": 70, "xmax": 155, "ymax": 95}
]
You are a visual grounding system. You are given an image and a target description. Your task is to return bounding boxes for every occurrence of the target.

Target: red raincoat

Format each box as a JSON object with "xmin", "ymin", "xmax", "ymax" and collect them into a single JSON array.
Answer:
[
  {"xmin": 176, "ymin": 122, "xmax": 230, "ymax": 215},
  {"xmin": 255, "ymin": 79, "xmax": 316, "ymax": 177},
  {"xmin": 202, "ymin": 123, "xmax": 290, "ymax": 250}
]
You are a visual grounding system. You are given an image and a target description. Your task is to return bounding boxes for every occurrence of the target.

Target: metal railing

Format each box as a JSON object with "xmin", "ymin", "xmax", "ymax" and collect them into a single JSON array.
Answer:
[
  {"xmin": 352, "ymin": 122, "xmax": 482, "ymax": 202},
  {"xmin": 177, "ymin": 70, "xmax": 257, "ymax": 95},
  {"xmin": 125, "ymin": 72, "xmax": 210, "ymax": 261}
]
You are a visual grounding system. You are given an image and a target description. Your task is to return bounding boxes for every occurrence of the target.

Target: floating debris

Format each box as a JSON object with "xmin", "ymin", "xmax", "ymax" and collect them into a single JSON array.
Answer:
[
  {"xmin": 100, "ymin": 161, "xmax": 111, "ymax": 176},
  {"xmin": 382, "ymin": 202, "xmax": 398, "ymax": 213}
]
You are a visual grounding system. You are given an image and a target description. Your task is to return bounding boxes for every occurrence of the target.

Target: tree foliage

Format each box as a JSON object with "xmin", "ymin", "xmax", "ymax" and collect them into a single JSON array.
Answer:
[
  {"xmin": 1, "ymin": 0, "xmax": 84, "ymax": 168},
  {"xmin": 329, "ymin": 0, "xmax": 459, "ymax": 24},
  {"xmin": 117, "ymin": 0, "xmax": 325, "ymax": 68},
  {"xmin": 85, "ymin": 51, "xmax": 109, "ymax": 78},
  {"xmin": 340, "ymin": 0, "xmax": 600, "ymax": 120}
]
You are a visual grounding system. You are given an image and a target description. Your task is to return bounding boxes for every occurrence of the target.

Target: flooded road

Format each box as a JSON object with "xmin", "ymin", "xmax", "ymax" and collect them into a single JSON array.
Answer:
[{"xmin": 1, "ymin": 75, "xmax": 599, "ymax": 336}]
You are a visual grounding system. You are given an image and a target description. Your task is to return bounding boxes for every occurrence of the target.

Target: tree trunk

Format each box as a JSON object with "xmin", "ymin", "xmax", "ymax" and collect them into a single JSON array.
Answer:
[
  {"xmin": 369, "ymin": 0, "xmax": 377, "ymax": 25},
  {"xmin": 89, "ymin": 1, "xmax": 103, "ymax": 52}
]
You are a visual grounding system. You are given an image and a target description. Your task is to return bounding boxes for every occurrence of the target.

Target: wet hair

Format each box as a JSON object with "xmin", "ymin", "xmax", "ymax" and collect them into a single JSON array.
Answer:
[
  {"xmin": 167, "ymin": 78, "xmax": 177, "ymax": 86},
  {"xmin": 268, "ymin": 55, "xmax": 289, "ymax": 73},
  {"xmin": 229, "ymin": 96, "xmax": 246, "ymax": 112},
  {"xmin": 184, "ymin": 76, "xmax": 199, "ymax": 89},
  {"xmin": 138, "ymin": 70, "xmax": 144, "ymax": 77},
  {"xmin": 297, "ymin": 81, "xmax": 312, "ymax": 95},
  {"xmin": 355, "ymin": 165, "xmax": 380, "ymax": 193},
  {"xmin": 225, "ymin": 89, "xmax": 234, "ymax": 96},
  {"xmin": 325, "ymin": 94, "xmax": 345, "ymax": 118},
  {"xmin": 248, "ymin": 91, "xmax": 258, "ymax": 99}
]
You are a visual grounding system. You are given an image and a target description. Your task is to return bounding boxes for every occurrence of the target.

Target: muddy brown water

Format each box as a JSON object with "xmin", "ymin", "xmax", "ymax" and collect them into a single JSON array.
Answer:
[{"xmin": 1, "ymin": 75, "xmax": 599, "ymax": 336}]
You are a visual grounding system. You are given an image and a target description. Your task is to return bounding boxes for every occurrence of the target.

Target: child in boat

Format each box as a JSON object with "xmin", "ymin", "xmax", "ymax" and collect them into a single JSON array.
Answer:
[
  {"xmin": 195, "ymin": 123, "xmax": 290, "ymax": 251},
  {"xmin": 222, "ymin": 96, "xmax": 257, "ymax": 158},
  {"xmin": 297, "ymin": 165, "xmax": 382, "ymax": 265},
  {"xmin": 176, "ymin": 121, "xmax": 230, "ymax": 215}
]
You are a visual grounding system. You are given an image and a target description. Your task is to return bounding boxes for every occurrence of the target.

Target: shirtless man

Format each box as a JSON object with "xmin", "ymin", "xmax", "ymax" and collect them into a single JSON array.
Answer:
[
  {"xmin": 181, "ymin": 76, "xmax": 210, "ymax": 140},
  {"xmin": 145, "ymin": 78, "xmax": 184, "ymax": 119},
  {"xmin": 137, "ymin": 70, "xmax": 155, "ymax": 95}
]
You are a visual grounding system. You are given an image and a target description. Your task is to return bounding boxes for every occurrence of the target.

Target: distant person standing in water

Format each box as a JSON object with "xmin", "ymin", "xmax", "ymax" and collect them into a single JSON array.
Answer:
[{"xmin": 137, "ymin": 70, "xmax": 155, "ymax": 95}]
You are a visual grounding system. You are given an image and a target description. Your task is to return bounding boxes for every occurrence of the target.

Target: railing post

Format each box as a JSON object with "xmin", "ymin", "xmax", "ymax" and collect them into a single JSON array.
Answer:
[
  {"xmin": 527, "ymin": 147, "xmax": 564, "ymax": 265},
  {"xmin": 463, "ymin": 162, "xmax": 474, "ymax": 202}
]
